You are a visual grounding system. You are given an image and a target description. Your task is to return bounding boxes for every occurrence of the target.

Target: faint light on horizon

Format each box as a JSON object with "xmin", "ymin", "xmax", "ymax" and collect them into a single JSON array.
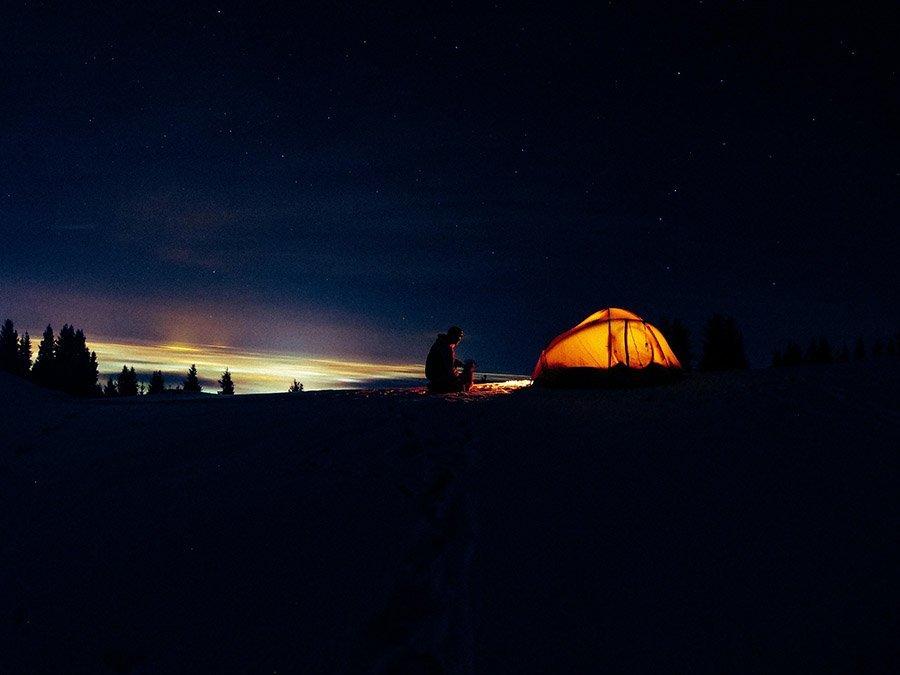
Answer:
[{"xmin": 90, "ymin": 338, "xmax": 424, "ymax": 393}]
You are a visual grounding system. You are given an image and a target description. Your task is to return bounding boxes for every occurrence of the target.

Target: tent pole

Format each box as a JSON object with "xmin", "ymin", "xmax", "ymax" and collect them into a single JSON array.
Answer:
[
  {"xmin": 624, "ymin": 319, "xmax": 630, "ymax": 367},
  {"xmin": 607, "ymin": 318, "xmax": 612, "ymax": 368}
]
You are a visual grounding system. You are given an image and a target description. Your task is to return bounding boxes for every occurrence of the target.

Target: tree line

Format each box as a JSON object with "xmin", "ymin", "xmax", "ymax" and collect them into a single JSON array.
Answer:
[
  {"xmin": 0, "ymin": 319, "xmax": 239, "ymax": 396},
  {"xmin": 100, "ymin": 363, "xmax": 235, "ymax": 397},
  {"xmin": 1, "ymin": 318, "xmax": 304, "ymax": 396},
  {"xmin": 656, "ymin": 313, "xmax": 748, "ymax": 371},
  {"xmin": 772, "ymin": 333, "xmax": 900, "ymax": 368},
  {"xmin": 652, "ymin": 315, "xmax": 899, "ymax": 372},
  {"xmin": 1, "ymin": 320, "xmax": 99, "ymax": 396}
]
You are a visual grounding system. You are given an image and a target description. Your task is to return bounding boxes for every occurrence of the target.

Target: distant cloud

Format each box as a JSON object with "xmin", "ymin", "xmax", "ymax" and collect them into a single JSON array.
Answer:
[{"xmin": 0, "ymin": 280, "xmax": 431, "ymax": 364}]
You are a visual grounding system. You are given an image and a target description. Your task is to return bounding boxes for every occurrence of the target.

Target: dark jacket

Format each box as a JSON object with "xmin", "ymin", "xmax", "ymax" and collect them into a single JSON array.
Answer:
[{"xmin": 425, "ymin": 333, "xmax": 463, "ymax": 383}]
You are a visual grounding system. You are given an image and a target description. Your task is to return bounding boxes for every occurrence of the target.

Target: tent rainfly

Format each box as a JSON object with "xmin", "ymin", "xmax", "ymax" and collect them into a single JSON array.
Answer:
[{"xmin": 532, "ymin": 308, "xmax": 682, "ymax": 385}]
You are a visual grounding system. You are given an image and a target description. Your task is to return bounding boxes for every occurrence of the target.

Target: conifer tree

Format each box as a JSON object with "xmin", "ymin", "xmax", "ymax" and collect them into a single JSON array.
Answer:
[
  {"xmin": 148, "ymin": 370, "xmax": 165, "ymax": 395},
  {"xmin": 218, "ymin": 368, "xmax": 235, "ymax": 395},
  {"xmin": 55, "ymin": 324, "xmax": 76, "ymax": 391},
  {"xmin": 288, "ymin": 379, "xmax": 304, "ymax": 393},
  {"xmin": 31, "ymin": 325, "xmax": 56, "ymax": 387},
  {"xmin": 656, "ymin": 318, "xmax": 693, "ymax": 369},
  {"xmin": 804, "ymin": 338, "xmax": 818, "ymax": 364},
  {"xmin": 18, "ymin": 331, "xmax": 32, "ymax": 376},
  {"xmin": 854, "ymin": 337, "xmax": 866, "ymax": 361},
  {"xmin": 0, "ymin": 319, "xmax": 19, "ymax": 374},
  {"xmin": 806, "ymin": 337, "xmax": 832, "ymax": 365},
  {"xmin": 104, "ymin": 377, "xmax": 118, "ymax": 397},
  {"xmin": 118, "ymin": 365, "xmax": 139, "ymax": 396},
  {"xmin": 698, "ymin": 314, "xmax": 748, "ymax": 371},
  {"xmin": 91, "ymin": 351, "xmax": 100, "ymax": 395},
  {"xmin": 77, "ymin": 330, "xmax": 100, "ymax": 396},
  {"xmin": 783, "ymin": 340, "xmax": 803, "ymax": 367},
  {"xmin": 184, "ymin": 364, "xmax": 202, "ymax": 392},
  {"xmin": 53, "ymin": 325, "xmax": 98, "ymax": 396},
  {"xmin": 818, "ymin": 337, "xmax": 832, "ymax": 364}
]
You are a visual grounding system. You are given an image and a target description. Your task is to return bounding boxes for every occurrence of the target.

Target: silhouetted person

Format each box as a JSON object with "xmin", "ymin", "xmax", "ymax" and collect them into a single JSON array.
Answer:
[{"xmin": 425, "ymin": 326, "xmax": 476, "ymax": 392}]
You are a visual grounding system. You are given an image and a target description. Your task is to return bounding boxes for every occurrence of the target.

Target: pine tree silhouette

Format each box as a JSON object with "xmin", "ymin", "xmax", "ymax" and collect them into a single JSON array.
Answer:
[
  {"xmin": 148, "ymin": 370, "xmax": 165, "ymax": 395},
  {"xmin": 804, "ymin": 338, "xmax": 818, "ymax": 364},
  {"xmin": 52, "ymin": 325, "xmax": 99, "ymax": 396},
  {"xmin": 288, "ymin": 379, "xmax": 304, "ymax": 393},
  {"xmin": 656, "ymin": 318, "xmax": 693, "ymax": 369},
  {"xmin": 75, "ymin": 327, "xmax": 98, "ymax": 395},
  {"xmin": 698, "ymin": 314, "xmax": 748, "ymax": 371},
  {"xmin": 55, "ymin": 324, "xmax": 76, "ymax": 388},
  {"xmin": 54, "ymin": 324, "xmax": 97, "ymax": 396},
  {"xmin": 118, "ymin": 366, "xmax": 139, "ymax": 396},
  {"xmin": 184, "ymin": 364, "xmax": 202, "ymax": 393},
  {"xmin": 818, "ymin": 337, "xmax": 832, "ymax": 364},
  {"xmin": 104, "ymin": 377, "xmax": 118, "ymax": 397},
  {"xmin": 18, "ymin": 331, "xmax": 32, "ymax": 376},
  {"xmin": 806, "ymin": 337, "xmax": 832, "ymax": 365},
  {"xmin": 31, "ymin": 325, "xmax": 56, "ymax": 387},
  {"xmin": 854, "ymin": 337, "xmax": 866, "ymax": 361},
  {"xmin": 89, "ymin": 351, "xmax": 101, "ymax": 396},
  {"xmin": 784, "ymin": 340, "xmax": 803, "ymax": 367},
  {"xmin": 218, "ymin": 368, "xmax": 234, "ymax": 395},
  {"xmin": 0, "ymin": 319, "xmax": 19, "ymax": 374}
]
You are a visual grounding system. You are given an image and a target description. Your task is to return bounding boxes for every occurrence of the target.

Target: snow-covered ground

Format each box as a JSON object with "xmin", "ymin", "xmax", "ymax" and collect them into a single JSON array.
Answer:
[{"xmin": 1, "ymin": 361, "xmax": 898, "ymax": 673}]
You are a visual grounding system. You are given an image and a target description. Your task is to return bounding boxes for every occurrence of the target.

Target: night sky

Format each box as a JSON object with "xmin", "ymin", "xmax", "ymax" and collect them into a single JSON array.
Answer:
[{"xmin": 2, "ymin": 2, "xmax": 898, "ymax": 384}]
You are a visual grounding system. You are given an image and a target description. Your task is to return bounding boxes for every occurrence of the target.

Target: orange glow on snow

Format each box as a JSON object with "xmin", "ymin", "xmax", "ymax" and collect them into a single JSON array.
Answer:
[{"xmin": 471, "ymin": 379, "xmax": 532, "ymax": 394}]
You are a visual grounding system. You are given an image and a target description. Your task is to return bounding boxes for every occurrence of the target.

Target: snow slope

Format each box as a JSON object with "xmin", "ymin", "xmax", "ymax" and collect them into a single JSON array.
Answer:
[{"xmin": 1, "ymin": 362, "xmax": 898, "ymax": 673}]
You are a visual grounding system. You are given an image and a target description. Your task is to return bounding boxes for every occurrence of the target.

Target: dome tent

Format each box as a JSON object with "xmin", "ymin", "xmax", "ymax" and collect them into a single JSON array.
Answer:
[{"xmin": 532, "ymin": 308, "xmax": 682, "ymax": 386}]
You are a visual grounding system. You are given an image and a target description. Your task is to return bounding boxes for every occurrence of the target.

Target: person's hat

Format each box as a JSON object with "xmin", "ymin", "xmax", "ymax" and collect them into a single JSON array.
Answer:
[{"xmin": 448, "ymin": 326, "xmax": 464, "ymax": 338}]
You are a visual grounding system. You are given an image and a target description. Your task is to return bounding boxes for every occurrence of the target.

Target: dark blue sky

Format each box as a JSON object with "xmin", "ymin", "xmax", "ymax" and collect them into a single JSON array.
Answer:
[{"xmin": 1, "ymin": 2, "xmax": 897, "ymax": 374}]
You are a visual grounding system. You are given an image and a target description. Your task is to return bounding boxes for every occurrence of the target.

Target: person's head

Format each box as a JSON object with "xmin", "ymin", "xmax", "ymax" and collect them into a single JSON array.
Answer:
[{"xmin": 447, "ymin": 326, "xmax": 464, "ymax": 344}]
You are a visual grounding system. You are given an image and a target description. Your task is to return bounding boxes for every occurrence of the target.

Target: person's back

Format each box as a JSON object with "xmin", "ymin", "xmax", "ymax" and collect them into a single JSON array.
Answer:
[
  {"xmin": 426, "ymin": 326, "xmax": 474, "ymax": 392},
  {"xmin": 425, "ymin": 333, "xmax": 455, "ymax": 383}
]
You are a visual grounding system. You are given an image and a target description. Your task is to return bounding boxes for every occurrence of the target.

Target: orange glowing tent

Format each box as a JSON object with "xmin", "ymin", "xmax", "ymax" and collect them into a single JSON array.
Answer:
[{"xmin": 532, "ymin": 308, "xmax": 682, "ymax": 385}]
